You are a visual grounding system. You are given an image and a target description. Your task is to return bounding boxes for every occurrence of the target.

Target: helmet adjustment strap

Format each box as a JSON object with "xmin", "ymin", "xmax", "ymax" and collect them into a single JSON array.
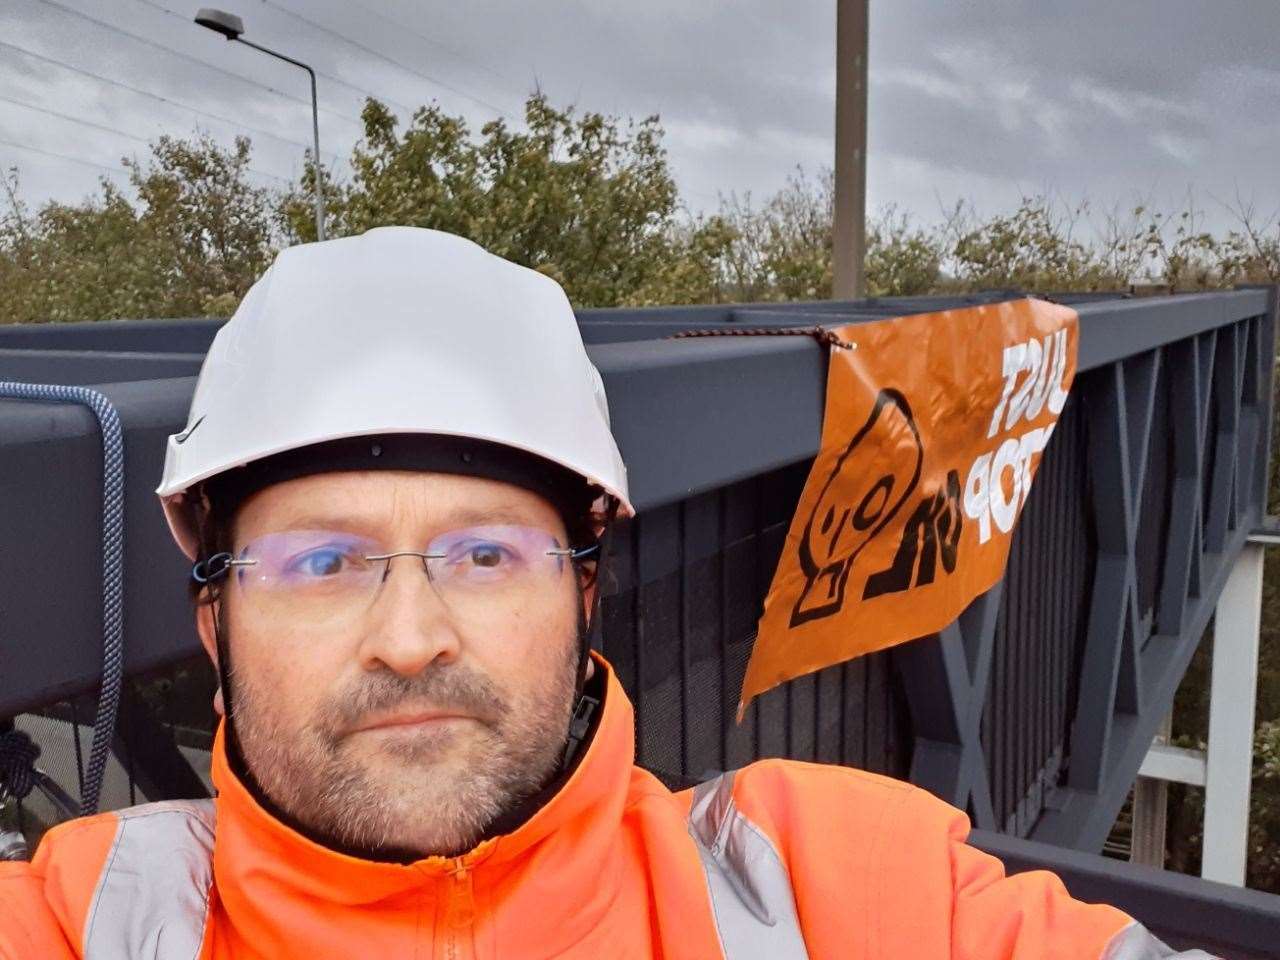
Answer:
[{"xmin": 560, "ymin": 693, "xmax": 600, "ymax": 767}]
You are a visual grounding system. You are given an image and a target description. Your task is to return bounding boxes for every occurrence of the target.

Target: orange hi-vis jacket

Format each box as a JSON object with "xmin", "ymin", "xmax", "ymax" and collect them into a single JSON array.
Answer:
[{"xmin": 0, "ymin": 658, "xmax": 1204, "ymax": 959}]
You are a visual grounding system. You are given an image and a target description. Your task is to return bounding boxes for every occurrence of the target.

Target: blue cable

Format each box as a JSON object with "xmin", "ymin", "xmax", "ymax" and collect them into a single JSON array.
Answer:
[{"xmin": 0, "ymin": 382, "xmax": 124, "ymax": 815}]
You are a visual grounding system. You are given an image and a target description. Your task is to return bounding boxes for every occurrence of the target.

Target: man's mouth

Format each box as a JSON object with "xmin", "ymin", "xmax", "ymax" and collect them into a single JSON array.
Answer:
[{"xmin": 350, "ymin": 709, "xmax": 478, "ymax": 734}]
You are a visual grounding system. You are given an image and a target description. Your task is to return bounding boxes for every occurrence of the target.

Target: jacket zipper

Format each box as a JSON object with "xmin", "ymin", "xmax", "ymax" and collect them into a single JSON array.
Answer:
[{"xmin": 440, "ymin": 857, "xmax": 476, "ymax": 960}]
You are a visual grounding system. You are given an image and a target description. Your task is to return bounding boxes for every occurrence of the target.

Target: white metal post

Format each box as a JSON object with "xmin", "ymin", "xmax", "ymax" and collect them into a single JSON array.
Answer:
[
  {"xmin": 1131, "ymin": 714, "xmax": 1172, "ymax": 867},
  {"xmin": 1202, "ymin": 541, "xmax": 1264, "ymax": 885}
]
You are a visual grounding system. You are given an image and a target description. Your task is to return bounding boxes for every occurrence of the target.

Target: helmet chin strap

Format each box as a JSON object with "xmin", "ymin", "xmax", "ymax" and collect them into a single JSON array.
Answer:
[
  {"xmin": 209, "ymin": 592, "xmax": 247, "ymax": 770},
  {"xmin": 561, "ymin": 580, "xmax": 602, "ymax": 769}
]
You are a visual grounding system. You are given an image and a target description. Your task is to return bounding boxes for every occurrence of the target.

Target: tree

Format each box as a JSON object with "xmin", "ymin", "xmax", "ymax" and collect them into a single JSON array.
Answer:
[
  {"xmin": 278, "ymin": 95, "xmax": 709, "ymax": 308},
  {"xmin": 7, "ymin": 98, "xmax": 1275, "ymax": 322},
  {"xmin": 0, "ymin": 135, "xmax": 274, "ymax": 324},
  {"xmin": 702, "ymin": 169, "xmax": 942, "ymax": 303}
]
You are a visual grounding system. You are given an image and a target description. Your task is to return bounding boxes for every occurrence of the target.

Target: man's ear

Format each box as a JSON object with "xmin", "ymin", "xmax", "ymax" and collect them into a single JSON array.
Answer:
[
  {"xmin": 195, "ymin": 598, "xmax": 225, "ymax": 716},
  {"xmin": 195, "ymin": 597, "xmax": 219, "ymax": 662}
]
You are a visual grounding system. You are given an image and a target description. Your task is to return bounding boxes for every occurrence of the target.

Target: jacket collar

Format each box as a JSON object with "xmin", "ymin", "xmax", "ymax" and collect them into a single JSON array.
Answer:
[{"xmin": 208, "ymin": 656, "xmax": 636, "ymax": 920}]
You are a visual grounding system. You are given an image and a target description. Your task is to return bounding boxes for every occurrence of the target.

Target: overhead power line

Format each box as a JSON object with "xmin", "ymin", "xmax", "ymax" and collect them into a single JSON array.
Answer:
[
  {"xmin": 259, "ymin": 0, "xmax": 519, "ymax": 120},
  {"xmin": 0, "ymin": 93, "xmax": 291, "ymax": 184},
  {"xmin": 32, "ymin": 0, "xmax": 361, "ymax": 127},
  {"xmin": 0, "ymin": 134, "xmax": 129, "ymax": 178},
  {"xmin": 133, "ymin": 0, "xmax": 419, "ymax": 118},
  {"xmin": 0, "ymin": 93, "xmax": 139, "ymax": 146},
  {"xmin": 342, "ymin": 0, "xmax": 527, "ymax": 97},
  {"xmin": 0, "ymin": 40, "xmax": 341, "ymax": 165}
]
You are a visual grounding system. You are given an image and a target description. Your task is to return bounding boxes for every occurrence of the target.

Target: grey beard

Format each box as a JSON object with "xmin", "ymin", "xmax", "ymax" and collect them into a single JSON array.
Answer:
[{"xmin": 227, "ymin": 633, "xmax": 580, "ymax": 860}]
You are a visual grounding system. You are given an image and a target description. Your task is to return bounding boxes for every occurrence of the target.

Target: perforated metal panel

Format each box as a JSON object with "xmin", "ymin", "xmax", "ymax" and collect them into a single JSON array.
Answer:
[{"xmin": 599, "ymin": 460, "xmax": 911, "ymax": 782}]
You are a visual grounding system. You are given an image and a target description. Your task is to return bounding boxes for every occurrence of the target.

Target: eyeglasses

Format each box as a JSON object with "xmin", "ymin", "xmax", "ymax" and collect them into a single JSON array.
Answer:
[{"xmin": 193, "ymin": 524, "xmax": 597, "ymax": 625}]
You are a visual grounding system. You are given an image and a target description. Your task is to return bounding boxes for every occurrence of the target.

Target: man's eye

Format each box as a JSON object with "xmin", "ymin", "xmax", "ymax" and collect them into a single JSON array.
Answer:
[
  {"xmin": 467, "ymin": 543, "xmax": 507, "ymax": 568},
  {"xmin": 291, "ymin": 548, "xmax": 352, "ymax": 578},
  {"xmin": 443, "ymin": 541, "xmax": 518, "ymax": 570}
]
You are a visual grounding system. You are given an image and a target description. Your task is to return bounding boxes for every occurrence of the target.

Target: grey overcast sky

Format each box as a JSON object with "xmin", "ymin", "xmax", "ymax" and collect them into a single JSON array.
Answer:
[{"xmin": 2, "ymin": 0, "xmax": 1277, "ymax": 234}]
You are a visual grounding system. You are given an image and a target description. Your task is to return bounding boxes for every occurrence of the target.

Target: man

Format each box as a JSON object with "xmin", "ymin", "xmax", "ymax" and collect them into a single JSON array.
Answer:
[{"xmin": 0, "ymin": 228, "xmax": 1210, "ymax": 958}]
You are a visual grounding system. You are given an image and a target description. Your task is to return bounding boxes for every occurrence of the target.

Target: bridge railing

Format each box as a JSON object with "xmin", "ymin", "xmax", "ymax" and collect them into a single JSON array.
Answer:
[
  {"xmin": 0, "ymin": 289, "xmax": 1274, "ymax": 873},
  {"xmin": 581, "ymin": 288, "xmax": 1279, "ymax": 854}
]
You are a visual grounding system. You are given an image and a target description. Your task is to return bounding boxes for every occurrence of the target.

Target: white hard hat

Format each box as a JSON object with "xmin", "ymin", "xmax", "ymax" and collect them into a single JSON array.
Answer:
[{"xmin": 156, "ymin": 226, "xmax": 632, "ymax": 560}]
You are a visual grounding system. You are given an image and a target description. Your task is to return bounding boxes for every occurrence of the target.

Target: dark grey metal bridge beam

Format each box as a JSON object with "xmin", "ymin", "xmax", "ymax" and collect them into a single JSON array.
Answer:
[
  {"xmin": 0, "ymin": 335, "xmax": 831, "ymax": 715},
  {"xmin": 0, "ymin": 349, "xmax": 204, "ymax": 384},
  {"xmin": 1029, "ymin": 288, "xmax": 1276, "ymax": 851},
  {"xmin": 0, "ymin": 318, "xmax": 223, "ymax": 354},
  {"xmin": 0, "ymin": 377, "xmax": 196, "ymax": 714},
  {"xmin": 890, "ymin": 288, "xmax": 1276, "ymax": 852},
  {"xmin": 894, "ymin": 582, "xmax": 1002, "ymax": 829},
  {"xmin": 0, "ymin": 290, "xmax": 1274, "ymax": 861},
  {"xmin": 973, "ymin": 829, "xmax": 1280, "ymax": 959}
]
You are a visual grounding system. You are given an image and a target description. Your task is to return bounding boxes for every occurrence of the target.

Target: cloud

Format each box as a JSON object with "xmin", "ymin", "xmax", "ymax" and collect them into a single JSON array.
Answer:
[
  {"xmin": 0, "ymin": 0, "xmax": 1276, "ymax": 237},
  {"xmin": 1068, "ymin": 78, "xmax": 1203, "ymax": 126},
  {"xmin": 872, "ymin": 66, "xmax": 975, "ymax": 108},
  {"xmin": 1150, "ymin": 132, "xmax": 1204, "ymax": 166}
]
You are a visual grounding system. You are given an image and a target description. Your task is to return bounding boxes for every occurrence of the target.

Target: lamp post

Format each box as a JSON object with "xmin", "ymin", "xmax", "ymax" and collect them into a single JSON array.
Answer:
[{"xmin": 195, "ymin": 8, "xmax": 326, "ymax": 241}]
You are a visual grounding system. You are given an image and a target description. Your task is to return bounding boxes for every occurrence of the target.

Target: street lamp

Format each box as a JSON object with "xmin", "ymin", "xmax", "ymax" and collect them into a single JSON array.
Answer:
[{"xmin": 195, "ymin": 7, "xmax": 326, "ymax": 240}]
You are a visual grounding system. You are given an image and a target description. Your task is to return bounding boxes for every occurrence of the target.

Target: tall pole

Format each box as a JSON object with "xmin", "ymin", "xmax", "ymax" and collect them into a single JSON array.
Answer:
[
  {"xmin": 196, "ymin": 12, "xmax": 327, "ymax": 241},
  {"xmin": 832, "ymin": 0, "xmax": 868, "ymax": 300},
  {"xmin": 306, "ymin": 66, "xmax": 324, "ymax": 241},
  {"xmin": 236, "ymin": 37, "xmax": 325, "ymax": 241}
]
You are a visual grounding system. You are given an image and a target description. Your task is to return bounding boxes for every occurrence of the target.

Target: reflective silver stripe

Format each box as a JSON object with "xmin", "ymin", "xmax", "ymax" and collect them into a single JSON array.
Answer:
[
  {"xmin": 1100, "ymin": 921, "xmax": 1220, "ymax": 960},
  {"xmin": 688, "ymin": 772, "xmax": 810, "ymax": 960},
  {"xmin": 83, "ymin": 800, "xmax": 217, "ymax": 960}
]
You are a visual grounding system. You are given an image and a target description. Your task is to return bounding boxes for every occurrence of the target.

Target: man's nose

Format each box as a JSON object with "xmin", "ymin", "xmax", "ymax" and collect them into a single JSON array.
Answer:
[{"xmin": 355, "ymin": 556, "xmax": 462, "ymax": 676}]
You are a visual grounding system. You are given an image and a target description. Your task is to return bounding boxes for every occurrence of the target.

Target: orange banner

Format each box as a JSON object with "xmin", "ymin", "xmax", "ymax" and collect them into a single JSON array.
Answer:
[{"xmin": 739, "ymin": 298, "xmax": 1079, "ymax": 716}]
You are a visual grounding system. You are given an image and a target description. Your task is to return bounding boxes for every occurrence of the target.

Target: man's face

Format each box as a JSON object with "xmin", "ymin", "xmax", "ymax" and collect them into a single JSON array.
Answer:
[{"xmin": 195, "ymin": 470, "xmax": 590, "ymax": 859}]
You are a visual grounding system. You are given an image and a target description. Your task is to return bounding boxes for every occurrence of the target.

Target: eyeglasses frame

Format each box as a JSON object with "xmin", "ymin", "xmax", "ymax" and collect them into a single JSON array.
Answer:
[{"xmin": 191, "ymin": 541, "xmax": 601, "ymax": 586}]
